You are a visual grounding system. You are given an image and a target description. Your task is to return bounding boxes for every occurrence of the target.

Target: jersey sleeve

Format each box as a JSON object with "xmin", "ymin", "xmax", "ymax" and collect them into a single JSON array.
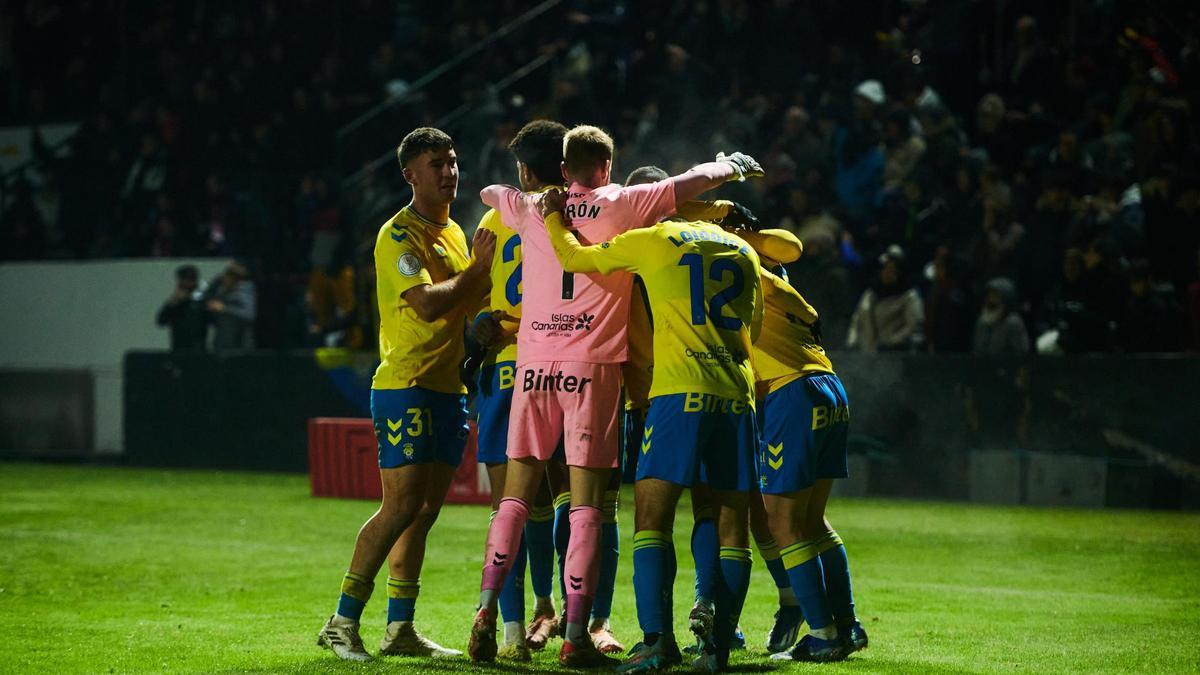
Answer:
[
  {"xmin": 738, "ymin": 228, "xmax": 803, "ymax": 264},
  {"xmin": 480, "ymin": 184, "xmax": 536, "ymax": 234},
  {"xmin": 621, "ymin": 180, "xmax": 677, "ymax": 227},
  {"xmin": 676, "ymin": 200, "xmax": 731, "ymax": 222},
  {"xmin": 545, "ymin": 211, "xmax": 645, "ymax": 275},
  {"xmin": 379, "ymin": 230, "xmax": 433, "ymax": 297}
]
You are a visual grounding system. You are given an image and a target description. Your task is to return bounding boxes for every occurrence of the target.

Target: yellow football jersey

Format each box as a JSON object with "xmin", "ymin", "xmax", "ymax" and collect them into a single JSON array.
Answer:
[
  {"xmin": 475, "ymin": 208, "xmax": 521, "ymax": 365},
  {"xmin": 623, "ymin": 277, "xmax": 654, "ymax": 410},
  {"xmin": 547, "ymin": 213, "xmax": 763, "ymax": 404},
  {"xmin": 372, "ymin": 206, "xmax": 472, "ymax": 393},
  {"xmin": 754, "ymin": 267, "xmax": 834, "ymax": 393}
]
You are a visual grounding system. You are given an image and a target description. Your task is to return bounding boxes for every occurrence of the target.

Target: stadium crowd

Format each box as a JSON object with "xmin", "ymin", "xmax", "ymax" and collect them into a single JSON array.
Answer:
[{"xmin": 2, "ymin": 0, "xmax": 1199, "ymax": 353}]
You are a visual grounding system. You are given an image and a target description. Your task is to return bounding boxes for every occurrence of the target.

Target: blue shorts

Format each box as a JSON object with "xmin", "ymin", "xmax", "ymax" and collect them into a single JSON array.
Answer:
[
  {"xmin": 371, "ymin": 387, "xmax": 469, "ymax": 468},
  {"xmin": 620, "ymin": 406, "xmax": 648, "ymax": 484},
  {"xmin": 474, "ymin": 361, "xmax": 567, "ymax": 465},
  {"xmin": 476, "ymin": 361, "xmax": 518, "ymax": 465},
  {"xmin": 759, "ymin": 373, "xmax": 850, "ymax": 494},
  {"xmin": 637, "ymin": 393, "xmax": 758, "ymax": 491}
]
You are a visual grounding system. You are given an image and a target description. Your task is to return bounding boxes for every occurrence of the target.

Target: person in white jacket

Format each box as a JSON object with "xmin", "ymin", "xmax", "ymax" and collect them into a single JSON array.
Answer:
[{"xmin": 846, "ymin": 245, "xmax": 924, "ymax": 352}]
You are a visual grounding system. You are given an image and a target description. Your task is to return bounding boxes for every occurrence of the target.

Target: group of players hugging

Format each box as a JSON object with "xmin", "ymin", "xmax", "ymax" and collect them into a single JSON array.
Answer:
[{"xmin": 315, "ymin": 120, "xmax": 868, "ymax": 671}]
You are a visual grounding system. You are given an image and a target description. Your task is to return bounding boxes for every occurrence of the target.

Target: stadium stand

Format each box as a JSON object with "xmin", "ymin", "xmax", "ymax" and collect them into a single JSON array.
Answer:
[{"xmin": 1, "ymin": 0, "xmax": 1198, "ymax": 355}]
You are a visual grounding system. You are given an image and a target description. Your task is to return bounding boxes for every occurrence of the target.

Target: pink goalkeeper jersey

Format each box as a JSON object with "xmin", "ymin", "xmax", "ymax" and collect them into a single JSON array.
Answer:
[{"xmin": 481, "ymin": 180, "xmax": 676, "ymax": 365}]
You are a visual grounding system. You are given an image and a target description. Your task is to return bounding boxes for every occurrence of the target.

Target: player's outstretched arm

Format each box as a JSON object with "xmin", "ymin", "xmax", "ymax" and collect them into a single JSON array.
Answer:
[
  {"xmin": 676, "ymin": 200, "xmax": 733, "ymax": 222},
  {"xmin": 684, "ymin": 199, "xmax": 801, "ymax": 264},
  {"xmin": 667, "ymin": 152, "xmax": 764, "ymax": 207},
  {"xmin": 479, "ymin": 184, "xmax": 517, "ymax": 210},
  {"xmin": 738, "ymin": 229, "xmax": 803, "ymax": 264},
  {"xmin": 403, "ymin": 228, "xmax": 496, "ymax": 322}
]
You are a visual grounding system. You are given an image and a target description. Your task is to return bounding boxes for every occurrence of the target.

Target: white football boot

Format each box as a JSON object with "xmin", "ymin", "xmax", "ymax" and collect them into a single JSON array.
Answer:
[
  {"xmin": 317, "ymin": 614, "xmax": 372, "ymax": 661},
  {"xmin": 379, "ymin": 621, "xmax": 463, "ymax": 657}
]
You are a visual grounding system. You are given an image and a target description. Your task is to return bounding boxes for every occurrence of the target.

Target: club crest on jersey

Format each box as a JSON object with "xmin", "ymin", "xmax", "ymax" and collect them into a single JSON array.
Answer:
[{"xmin": 397, "ymin": 253, "xmax": 422, "ymax": 277}]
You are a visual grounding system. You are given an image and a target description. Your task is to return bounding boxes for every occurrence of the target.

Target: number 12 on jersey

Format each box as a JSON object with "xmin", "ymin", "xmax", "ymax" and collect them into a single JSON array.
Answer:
[{"xmin": 678, "ymin": 253, "xmax": 745, "ymax": 330}]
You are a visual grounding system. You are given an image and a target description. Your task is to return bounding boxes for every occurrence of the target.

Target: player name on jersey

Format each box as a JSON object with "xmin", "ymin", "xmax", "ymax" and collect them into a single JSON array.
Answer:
[
  {"xmin": 666, "ymin": 228, "xmax": 751, "ymax": 253},
  {"xmin": 564, "ymin": 195, "xmax": 602, "ymax": 220}
]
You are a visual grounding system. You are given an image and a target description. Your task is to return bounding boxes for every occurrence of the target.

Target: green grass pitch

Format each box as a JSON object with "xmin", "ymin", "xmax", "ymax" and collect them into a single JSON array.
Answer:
[{"xmin": 1, "ymin": 463, "xmax": 1197, "ymax": 673}]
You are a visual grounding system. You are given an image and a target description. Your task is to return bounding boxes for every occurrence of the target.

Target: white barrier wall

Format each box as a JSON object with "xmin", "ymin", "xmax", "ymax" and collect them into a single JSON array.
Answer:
[{"xmin": 0, "ymin": 259, "xmax": 231, "ymax": 454}]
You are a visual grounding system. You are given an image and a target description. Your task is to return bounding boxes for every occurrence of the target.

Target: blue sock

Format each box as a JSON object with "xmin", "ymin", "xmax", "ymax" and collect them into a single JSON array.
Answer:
[
  {"xmin": 592, "ymin": 520, "xmax": 619, "ymax": 620},
  {"xmin": 386, "ymin": 577, "xmax": 419, "ymax": 622},
  {"xmin": 553, "ymin": 492, "xmax": 571, "ymax": 602},
  {"xmin": 715, "ymin": 547, "xmax": 753, "ymax": 648},
  {"xmin": 592, "ymin": 489, "xmax": 621, "ymax": 620},
  {"xmin": 664, "ymin": 537, "xmax": 678, "ymax": 631},
  {"xmin": 781, "ymin": 540, "xmax": 833, "ymax": 630},
  {"xmin": 336, "ymin": 571, "xmax": 373, "ymax": 621},
  {"xmin": 632, "ymin": 530, "xmax": 671, "ymax": 637},
  {"xmin": 498, "ymin": 534, "xmax": 528, "ymax": 624},
  {"xmin": 691, "ymin": 517, "xmax": 718, "ymax": 602},
  {"xmin": 756, "ymin": 537, "xmax": 793, "ymax": 593},
  {"xmin": 816, "ymin": 531, "xmax": 856, "ymax": 623},
  {"xmin": 525, "ymin": 505, "xmax": 556, "ymax": 600}
]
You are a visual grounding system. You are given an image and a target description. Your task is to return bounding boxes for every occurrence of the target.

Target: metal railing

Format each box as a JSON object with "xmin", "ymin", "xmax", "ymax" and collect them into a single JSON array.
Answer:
[
  {"xmin": 334, "ymin": 0, "xmax": 563, "ymax": 174},
  {"xmin": 339, "ymin": 48, "xmax": 559, "ymax": 191}
]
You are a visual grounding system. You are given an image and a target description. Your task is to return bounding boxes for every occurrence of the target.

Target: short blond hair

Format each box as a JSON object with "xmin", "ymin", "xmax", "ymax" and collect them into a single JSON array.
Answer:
[{"xmin": 563, "ymin": 125, "xmax": 614, "ymax": 177}]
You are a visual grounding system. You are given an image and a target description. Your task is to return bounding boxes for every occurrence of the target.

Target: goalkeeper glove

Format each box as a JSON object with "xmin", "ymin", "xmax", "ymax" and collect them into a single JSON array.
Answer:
[{"xmin": 716, "ymin": 151, "xmax": 764, "ymax": 181}]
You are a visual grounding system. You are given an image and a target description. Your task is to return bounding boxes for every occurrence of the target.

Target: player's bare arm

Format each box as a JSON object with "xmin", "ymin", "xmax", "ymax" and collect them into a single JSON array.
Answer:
[{"xmin": 403, "ymin": 227, "xmax": 496, "ymax": 322}]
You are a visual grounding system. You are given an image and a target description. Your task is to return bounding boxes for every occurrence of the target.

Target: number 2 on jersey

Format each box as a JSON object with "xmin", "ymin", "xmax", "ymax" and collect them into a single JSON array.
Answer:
[
  {"xmin": 502, "ymin": 234, "xmax": 522, "ymax": 306},
  {"xmin": 678, "ymin": 253, "xmax": 745, "ymax": 330}
]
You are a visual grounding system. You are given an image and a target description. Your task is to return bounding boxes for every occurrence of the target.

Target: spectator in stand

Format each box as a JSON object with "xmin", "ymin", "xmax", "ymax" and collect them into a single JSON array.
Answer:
[
  {"xmin": 1003, "ymin": 16, "xmax": 1055, "ymax": 110},
  {"xmin": 120, "ymin": 132, "xmax": 170, "ymax": 230},
  {"xmin": 970, "ymin": 169, "xmax": 1025, "ymax": 283},
  {"xmin": 847, "ymin": 245, "xmax": 925, "ymax": 352},
  {"xmin": 204, "ymin": 261, "xmax": 256, "ymax": 351},
  {"xmin": 1080, "ymin": 236, "xmax": 1123, "ymax": 348},
  {"xmin": 1042, "ymin": 130, "xmax": 1095, "ymax": 192},
  {"xmin": 785, "ymin": 224, "xmax": 855, "ymax": 349},
  {"xmin": 834, "ymin": 80, "xmax": 886, "ymax": 229},
  {"xmin": 1037, "ymin": 247, "xmax": 1084, "ymax": 353},
  {"xmin": 882, "ymin": 107, "xmax": 926, "ymax": 191},
  {"xmin": 972, "ymin": 277, "xmax": 1030, "ymax": 355},
  {"xmin": 1020, "ymin": 172, "xmax": 1074, "ymax": 309},
  {"xmin": 1053, "ymin": 238, "xmax": 1125, "ymax": 353},
  {"xmin": 1118, "ymin": 259, "xmax": 1174, "ymax": 352},
  {"xmin": 201, "ymin": 174, "xmax": 240, "ymax": 256},
  {"xmin": 975, "ymin": 93, "xmax": 1023, "ymax": 175},
  {"xmin": 924, "ymin": 248, "xmax": 975, "ymax": 353},
  {"xmin": 3, "ymin": 2, "xmax": 1198, "ymax": 355},
  {"xmin": 156, "ymin": 264, "xmax": 208, "ymax": 351},
  {"xmin": 1067, "ymin": 176, "xmax": 1145, "ymax": 258}
]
